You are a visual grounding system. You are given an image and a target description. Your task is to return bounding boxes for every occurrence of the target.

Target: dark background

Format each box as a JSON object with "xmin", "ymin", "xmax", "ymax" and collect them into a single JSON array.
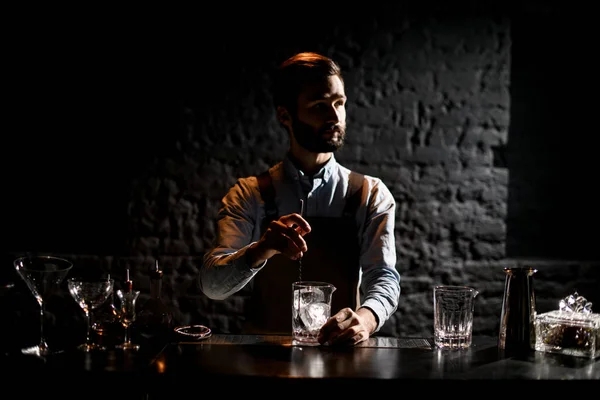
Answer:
[
  {"xmin": 5, "ymin": 3, "xmax": 598, "ymax": 260},
  {"xmin": 2, "ymin": 2, "xmax": 599, "ymax": 341},
  {"xmin": 507, "ymin": 7, "xmax": 599, "ymax": 260}
]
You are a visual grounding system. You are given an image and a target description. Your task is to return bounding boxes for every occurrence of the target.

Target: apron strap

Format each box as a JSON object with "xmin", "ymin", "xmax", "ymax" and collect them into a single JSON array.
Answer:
[
  {"xmin": 257, "ymin": 170, "xmax": 278, "ymax": 227},
  {"xmin": 343, "ymin": 172, "xmax": 364, "ymax": 217}
]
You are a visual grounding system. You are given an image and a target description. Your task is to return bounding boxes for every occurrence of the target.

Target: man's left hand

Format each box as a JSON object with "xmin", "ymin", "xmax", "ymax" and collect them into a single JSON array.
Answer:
[{"xmin": 317, "ymin": 307, "xmax": 378, "ymax": 346}]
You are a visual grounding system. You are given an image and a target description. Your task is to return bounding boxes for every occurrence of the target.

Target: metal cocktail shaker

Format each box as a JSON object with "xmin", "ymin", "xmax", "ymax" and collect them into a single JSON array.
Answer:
[{"xmin": 498, "ymin": 266, "xmax": 537, "ymax": 353}]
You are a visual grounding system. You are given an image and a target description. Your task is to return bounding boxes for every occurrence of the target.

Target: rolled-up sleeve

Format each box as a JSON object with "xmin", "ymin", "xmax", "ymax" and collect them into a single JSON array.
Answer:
[
  {"xmin": 358, "ymin": 178, "xmax": 401, "ymax": 332},
  {"xmin": 199, "ymin": 177, "xmax": 265, "ymax": 299}
]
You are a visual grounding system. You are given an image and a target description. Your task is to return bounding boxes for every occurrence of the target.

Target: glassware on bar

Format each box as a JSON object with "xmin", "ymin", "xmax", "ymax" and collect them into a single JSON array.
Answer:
[
  {"xmin": 13, "ymin": 255, "xmax": 73, "ymax": 357},
  {"xmin": 136, "ymin": 259, "xmax": 174, "ymax": 349},
  {"xmin": 534, "ymin": 292, "xmax": 599, "ymax": 358},
  {"xmin": 115, "ymin": 289, "xmax": 141, "ymax": 351},
  {"xmin": 68, "ymin": 277, "xmax": 114, "ymax": 352}
]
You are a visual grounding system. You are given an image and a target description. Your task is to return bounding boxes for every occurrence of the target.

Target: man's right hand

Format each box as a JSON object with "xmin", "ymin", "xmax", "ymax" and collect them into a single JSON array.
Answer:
[{"xmin": 246, "ymin": 213, "xmax": 311, "ymax": 268}]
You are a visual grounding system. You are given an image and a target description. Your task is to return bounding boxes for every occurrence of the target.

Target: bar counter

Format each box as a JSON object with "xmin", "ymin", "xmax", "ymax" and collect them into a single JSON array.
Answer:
[
  {"xmin": 3, "ymin": 334, "xmax": 598, "ymax": 398},
  {"xmin": 149, "ymin": 334, "xmax": 599, "ymax": 393}
]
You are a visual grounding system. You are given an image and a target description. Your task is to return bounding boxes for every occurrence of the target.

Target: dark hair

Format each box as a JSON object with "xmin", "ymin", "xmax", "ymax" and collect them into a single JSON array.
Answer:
[{"xmin": 272, "ymin": 52, "xmax": 343, "ymax": 111}]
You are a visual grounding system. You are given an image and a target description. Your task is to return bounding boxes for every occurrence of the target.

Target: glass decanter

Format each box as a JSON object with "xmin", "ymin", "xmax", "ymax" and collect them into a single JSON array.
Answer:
[{"xmin": 135, "ymin": 259, "xmax": 174, "ymax": 349}]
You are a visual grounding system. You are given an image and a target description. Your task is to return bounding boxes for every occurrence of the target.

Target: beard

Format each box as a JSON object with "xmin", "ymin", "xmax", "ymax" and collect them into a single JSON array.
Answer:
[{"xmin": 291, "ymin": 118, "xmax": 346, "ymax": 153}]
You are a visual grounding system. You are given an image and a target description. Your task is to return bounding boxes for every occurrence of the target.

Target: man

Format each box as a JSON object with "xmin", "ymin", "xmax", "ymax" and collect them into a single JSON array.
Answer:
[{"xmin": 200, "ymin": 52, "xmax": 400, "ymax": 346}]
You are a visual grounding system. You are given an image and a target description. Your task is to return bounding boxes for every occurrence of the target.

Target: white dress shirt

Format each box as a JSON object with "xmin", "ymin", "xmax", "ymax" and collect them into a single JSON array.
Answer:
[{"xmin": 200, "ymin": 154, "xmax": 401, "ymax": 332}]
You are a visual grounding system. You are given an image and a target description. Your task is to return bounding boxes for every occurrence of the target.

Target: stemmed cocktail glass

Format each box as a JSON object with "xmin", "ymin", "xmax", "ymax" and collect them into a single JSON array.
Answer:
[
  {"xmin": 68, "ymin": 277, "xmax": 114, "ymax": 352},
  {"xmin": 13, "ymin": 255, "xmax": 73, "ymax": 357},
  {"xmin": 115, "ymin": 289, "xmax": 140, "ymax": 351}
]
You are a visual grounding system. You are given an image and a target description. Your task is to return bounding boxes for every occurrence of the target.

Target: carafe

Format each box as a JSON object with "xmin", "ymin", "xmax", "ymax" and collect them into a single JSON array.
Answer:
[
  {"xmin": 135, "ymin": 259, "xmax": 174, "ymax": 349},
  {"xmin": 498, "ymin": 266, "xmax": 537, "ymax": 353}
]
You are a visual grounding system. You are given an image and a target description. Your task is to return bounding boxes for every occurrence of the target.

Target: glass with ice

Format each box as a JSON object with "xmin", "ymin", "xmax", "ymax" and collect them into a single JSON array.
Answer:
[{"xmin": 292, "ymin": 281, "xmax": 336, "ymax": 346}]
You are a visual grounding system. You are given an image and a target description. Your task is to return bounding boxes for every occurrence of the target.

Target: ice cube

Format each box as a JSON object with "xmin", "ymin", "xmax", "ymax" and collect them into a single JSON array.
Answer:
[{"xmin": 300, "ymin": 302, "xmax": 330, "ymax": 330}]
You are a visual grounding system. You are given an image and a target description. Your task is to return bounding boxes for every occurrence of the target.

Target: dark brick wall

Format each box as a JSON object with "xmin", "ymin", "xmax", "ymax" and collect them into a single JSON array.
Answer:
[{"xmin": 5, "ymin": 3, "xmax": 599, "ymax": 340}]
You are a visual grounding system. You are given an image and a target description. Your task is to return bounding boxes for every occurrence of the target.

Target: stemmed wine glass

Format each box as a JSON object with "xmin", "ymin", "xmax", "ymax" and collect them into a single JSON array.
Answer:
[
  {"xmin": 13, "ymin": 255, "xmax": 73, "ymax": 357},
  {"xmin": 67, "ymin": 277, "xmax": 114, "ymax": 352},
  {"xmin": 115, "ymin": 289, "xmax": 141, "ymax": 351}
]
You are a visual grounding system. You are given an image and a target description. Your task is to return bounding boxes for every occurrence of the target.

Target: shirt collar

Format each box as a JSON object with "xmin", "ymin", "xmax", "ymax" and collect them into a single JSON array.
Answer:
[{"xmin": 283, "ymin": 153, "xmax": 337, "ymax": 183}]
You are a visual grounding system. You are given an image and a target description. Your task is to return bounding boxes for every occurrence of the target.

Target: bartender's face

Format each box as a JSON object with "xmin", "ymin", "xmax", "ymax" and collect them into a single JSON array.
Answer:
[{"xmin": 286, "ymin": 75, "xmax": 347, "ymax": 153}]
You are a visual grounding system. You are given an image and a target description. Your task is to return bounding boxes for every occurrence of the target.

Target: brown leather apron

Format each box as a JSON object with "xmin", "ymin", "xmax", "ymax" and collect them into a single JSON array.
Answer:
[{"xmin": 243, "ymin": 171, "xmax": 364, "ymax": 334}]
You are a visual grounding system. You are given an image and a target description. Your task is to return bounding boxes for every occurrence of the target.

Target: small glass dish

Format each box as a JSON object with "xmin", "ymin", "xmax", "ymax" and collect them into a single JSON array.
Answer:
[
  {"xmin": 174, "ymin": 325, "xmax": 212, "ymax": 341},
  {"xmin": 535, "ymin": 310, "xmax": 599, "ymax": 358},
  {"xmin": 534, "ymin": 292, "xmax": 599, "ymax": 359}
]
